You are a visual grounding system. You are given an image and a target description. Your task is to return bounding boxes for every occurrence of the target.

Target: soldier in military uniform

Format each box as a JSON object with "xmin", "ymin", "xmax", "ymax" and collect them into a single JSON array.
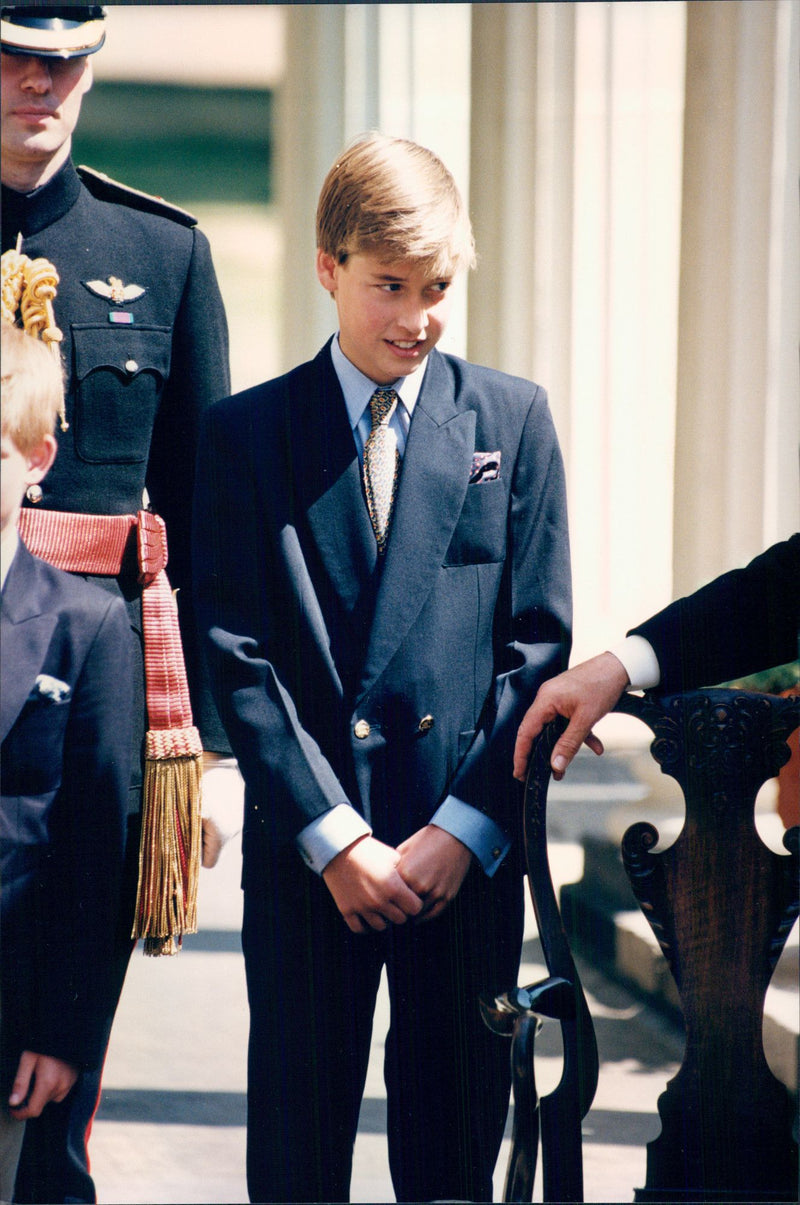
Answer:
[{"xmin": 1, "ymin": 8, "xmax": 233, "ymax": 1201}]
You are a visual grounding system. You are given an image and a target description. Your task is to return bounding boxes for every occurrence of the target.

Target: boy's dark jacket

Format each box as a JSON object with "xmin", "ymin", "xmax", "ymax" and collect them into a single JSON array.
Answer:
[
  {"xmin": 1, "ymin": 542, "xmax": 132, "ymax": 1073},
  {"xmin": 194, "ymin": 342, "xmax": 572, "ymax": 852}
]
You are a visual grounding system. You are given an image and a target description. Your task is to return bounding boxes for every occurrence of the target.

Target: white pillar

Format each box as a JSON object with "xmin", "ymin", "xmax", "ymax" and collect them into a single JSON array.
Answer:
[
  {"xmin": 468, "ymin": 2, "xmax": 577, "ymax": 443},
  {"xmin": 572, "ymin": 2, "xmax": 686, "ymax": 655},
  {"xmin": 276, "ymin": 6, "xmax": 345, "ymax": 374},
  {"xmin": 764, "ymin": 0, "xmax": 800, "ymax": 543},
  {"xmin": 469, "ymin": 2, "xmax": 686, "ymax": 660},
  {"xmin": 673, "ymin": 0, "xmax": 799, "ymax": 595}
]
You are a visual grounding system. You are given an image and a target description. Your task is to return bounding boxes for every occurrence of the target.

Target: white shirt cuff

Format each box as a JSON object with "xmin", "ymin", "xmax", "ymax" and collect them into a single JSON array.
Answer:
[
  {"xmin": 608, "ymin": 634, "xmax": 661, "ymax": 692},
  {"xmin": 431, "ymin": 795, "xmax": 510, "ymax": 877},
  {"xmin": 295, "ymin": 804, "xmax": 372, "ymax": 875}
]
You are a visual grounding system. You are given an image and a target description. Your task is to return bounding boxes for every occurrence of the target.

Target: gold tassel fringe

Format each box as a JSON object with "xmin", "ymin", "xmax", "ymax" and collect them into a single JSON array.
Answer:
[{"xmin": 133, "ymin": 727, "xmax": 203, "ymax": 957}]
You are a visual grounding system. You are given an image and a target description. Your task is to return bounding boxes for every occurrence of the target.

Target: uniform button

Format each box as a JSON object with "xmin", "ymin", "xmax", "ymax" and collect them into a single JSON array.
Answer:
[
  {"xmin": 354, "ymin": 719, "xmax": 371, "ymax": 739},
  {"xmin": 417, "ymin": 714, "xmax": 435, "ymax": 733},
  {"xmin": 492, "ymin": 847, "xmax": 502, "ymax": 860},
  {"xmin": 125, "ymin": 359, "xmax": 139, "ymax": 374},
  {"xmin": 26, "ymin": 484, "xmax": 43, "ymax": 504}
]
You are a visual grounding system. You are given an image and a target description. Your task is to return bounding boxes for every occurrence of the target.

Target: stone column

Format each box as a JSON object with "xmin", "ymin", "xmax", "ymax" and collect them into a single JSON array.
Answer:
[
  {"xmin": 470, "ymin": 2, "xmax": 686, "ymax": 659},
  {"xmin": 673, "ymin": 0, "xmax": 799, "ymax": 595},
  {"xmin": 468, "ymin": 2, "xmax": 576, "ymax": 433}
]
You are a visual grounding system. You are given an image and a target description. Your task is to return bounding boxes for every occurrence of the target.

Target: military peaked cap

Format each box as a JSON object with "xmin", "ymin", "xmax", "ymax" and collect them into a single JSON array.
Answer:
[{"xmin": 1, "ymin": 5, "xmax": 106, "ymax": 58}]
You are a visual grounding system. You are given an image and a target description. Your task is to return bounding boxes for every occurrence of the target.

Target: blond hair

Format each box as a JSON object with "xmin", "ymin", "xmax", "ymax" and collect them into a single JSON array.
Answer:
[
  {"xmin": 316, "ymin": 133, "xmax": 476, "ymax": 277},
  {"xmin": 1, "ymin": 321, "xmax": 64, "ymax": 454}
]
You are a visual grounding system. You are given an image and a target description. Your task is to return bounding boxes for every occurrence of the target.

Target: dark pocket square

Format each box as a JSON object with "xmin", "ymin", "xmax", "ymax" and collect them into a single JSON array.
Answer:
[{"xmin": 469, "ymin": 451, "xmax": 501, "ymax": 483}]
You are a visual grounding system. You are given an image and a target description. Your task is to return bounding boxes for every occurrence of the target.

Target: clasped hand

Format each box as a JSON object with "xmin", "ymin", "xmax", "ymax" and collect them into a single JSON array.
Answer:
[{"xmin": 322, "ymin": 826, "xmax": 473, "ymax": 934}]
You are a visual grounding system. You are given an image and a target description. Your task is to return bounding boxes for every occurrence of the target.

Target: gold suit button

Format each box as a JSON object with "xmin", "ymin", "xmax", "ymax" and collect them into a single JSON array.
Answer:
[
  {"xmin": 418, "ymin": 714, "xmax": 435, "ymax": 734},
  {"xmin": 354, "ymin": 719, "xmax": 371, "ymax": 739}
]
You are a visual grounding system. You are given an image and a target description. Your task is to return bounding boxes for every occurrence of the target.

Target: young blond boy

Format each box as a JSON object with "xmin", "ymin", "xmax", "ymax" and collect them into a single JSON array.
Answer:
[
  {"xmin": 0, "ymin": 323, "xmax": 132, "ymax": 1200},
  {"xmin": 194, "ymin": 133, "xmax": 572, "ymax": 1202}
]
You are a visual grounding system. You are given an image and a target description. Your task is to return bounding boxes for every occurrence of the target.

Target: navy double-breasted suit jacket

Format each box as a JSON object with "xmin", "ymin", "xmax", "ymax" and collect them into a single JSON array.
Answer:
[
  {"xmin": 0, "ymin": 542, "xmax": 133, "ymax": 1074},
  {"xmin": 193, "ymin": 343, "xmax": 571, "ymax": 854}
]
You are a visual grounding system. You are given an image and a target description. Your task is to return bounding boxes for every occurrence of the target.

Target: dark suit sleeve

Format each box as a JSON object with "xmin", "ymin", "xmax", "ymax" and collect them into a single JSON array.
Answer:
[
  {"xmin": 193, "ymin": 397, "xmax": 352, "ymax": 844},
  {"xmin": 449, "ymin": 388, "xmax": 572, "ymax": 822},
  {"xmin": 146, "ymin": 227, "xmax": 232, "ymax": 752},
  {"xmin": 630, "ymin": 533, "xmax": 800, "ymax": 694},
  {"xmin": 33, "ymin": 596, "xmax": 133, "ymax": 1069}
]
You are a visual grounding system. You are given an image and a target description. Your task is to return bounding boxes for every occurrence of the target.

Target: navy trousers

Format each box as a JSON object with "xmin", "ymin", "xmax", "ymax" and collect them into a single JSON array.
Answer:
[{"xmin": 242, "ymin": 827, "xmax": 525, "ymax": 1204}]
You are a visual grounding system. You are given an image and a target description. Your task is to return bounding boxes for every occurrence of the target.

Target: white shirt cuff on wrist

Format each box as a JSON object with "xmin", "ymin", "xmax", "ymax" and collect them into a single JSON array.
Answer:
[
  {"xmin": 608, "ymin": 634, "xmax": 661, "ymax": 692},
  {"xmin": 296, "ymin": 804, "xmax": 372, "ymax": 875}
]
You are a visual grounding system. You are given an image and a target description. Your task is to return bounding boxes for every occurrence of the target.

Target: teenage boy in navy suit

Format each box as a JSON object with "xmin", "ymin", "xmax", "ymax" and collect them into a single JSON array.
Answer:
[
  {"xmin": 0, "ymin": 323, "xmax": 132, "ymax": 1200},
  {"xmin": 194, "ymin": 133, "xmax": 572, "ymax": 1203}
]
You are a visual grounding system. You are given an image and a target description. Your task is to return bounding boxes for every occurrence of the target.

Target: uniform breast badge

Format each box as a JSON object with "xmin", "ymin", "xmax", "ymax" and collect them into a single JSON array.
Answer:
[{"xmin": 83, "ymin": 275, "xmax": 147, "ymax": 324}]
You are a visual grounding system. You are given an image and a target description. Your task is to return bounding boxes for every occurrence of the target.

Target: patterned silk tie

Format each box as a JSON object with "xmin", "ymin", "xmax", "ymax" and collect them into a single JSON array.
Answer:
[{"xmin": 363, "ymin": 387, "xmax": 400, "ymax": 554}]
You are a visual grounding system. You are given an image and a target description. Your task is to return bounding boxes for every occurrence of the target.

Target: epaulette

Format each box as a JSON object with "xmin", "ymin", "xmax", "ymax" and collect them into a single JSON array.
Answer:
[{"xmin": 76, "ymin": 165, "xmax": 198, "ymax": 228}]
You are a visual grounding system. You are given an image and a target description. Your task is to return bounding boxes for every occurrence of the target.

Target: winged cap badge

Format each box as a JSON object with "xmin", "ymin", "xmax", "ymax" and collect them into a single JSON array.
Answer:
[{"xmin": 84, "ymin": 276, "xmax": 146, "ymax": 305}]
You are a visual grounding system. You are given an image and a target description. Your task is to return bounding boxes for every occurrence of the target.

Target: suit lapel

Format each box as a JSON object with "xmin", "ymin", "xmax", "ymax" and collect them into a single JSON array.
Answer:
[
  {"xmin": 301, "ymin": 347, "xmax": 378, "ymax": 614},
  {"xmin": 357, "ymin": 351, "xmax": 475, "ymax": 699},
  {"xmin": 1, "ymin": 544, "xmax": 58, "ymax": 742}
]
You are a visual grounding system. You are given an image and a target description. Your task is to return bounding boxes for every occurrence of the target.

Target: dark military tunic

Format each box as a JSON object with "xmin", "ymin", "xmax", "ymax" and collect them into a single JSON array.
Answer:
[
  {"xmin": 1, "ymin": 158, "xmax": 231, "ymax": 749},
  {"xmin": 3, "ymin": 159, "xmax": 231, "ymax": 1204}
]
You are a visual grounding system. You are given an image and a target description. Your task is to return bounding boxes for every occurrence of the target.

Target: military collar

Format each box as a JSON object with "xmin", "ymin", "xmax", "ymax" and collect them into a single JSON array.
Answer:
[{"xmin": 1, "ymin": 158, "xmax": 82, "ymax": 249}]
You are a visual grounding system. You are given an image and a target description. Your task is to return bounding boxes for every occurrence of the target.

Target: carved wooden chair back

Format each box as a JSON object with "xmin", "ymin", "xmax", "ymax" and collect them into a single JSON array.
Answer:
[
  {"xmin": 615, "ymin": 688, "xmax": 799, "ymax": 1203},
  {"xmin": 485, "ymin": 690, "xmax": 799, "ymax": 1204}
]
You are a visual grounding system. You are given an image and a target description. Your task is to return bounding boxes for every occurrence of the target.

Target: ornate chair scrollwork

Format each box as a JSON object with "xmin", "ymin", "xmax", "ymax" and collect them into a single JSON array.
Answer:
[
  {"xmin": 616, "ymin": 689, "xmax": 799, "ymax": 1203},
  {"xmin": 484, "ymin": 689, "xmax": 798, "ymax": 1204}
]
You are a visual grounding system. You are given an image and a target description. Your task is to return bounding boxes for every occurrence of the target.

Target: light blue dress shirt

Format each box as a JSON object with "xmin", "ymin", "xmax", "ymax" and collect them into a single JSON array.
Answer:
[
  {"xmin": 295, "ymin": 337, "xmax": 510, "ymax": 878},
  {"xmin": 331, "ymin": 333, "xmax": 418, "ymax": 459}
]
